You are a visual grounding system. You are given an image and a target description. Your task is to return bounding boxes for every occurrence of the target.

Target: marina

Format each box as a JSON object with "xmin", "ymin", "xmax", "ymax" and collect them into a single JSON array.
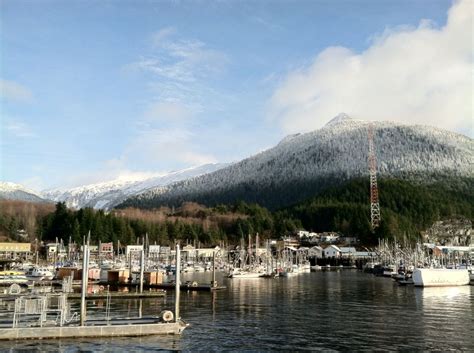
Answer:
[
  {"xmin": 0, "ymin": 245, "xmax": 189, "ymax": 341},
  {"xmin": 1, "ymin": 270, "xmax": 473, "ymax": 351}
]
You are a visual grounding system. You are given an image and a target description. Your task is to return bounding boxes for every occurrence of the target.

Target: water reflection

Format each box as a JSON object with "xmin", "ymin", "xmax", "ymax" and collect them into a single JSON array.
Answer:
[
  {"xmin": 1, "ymin": 272, "xmax": 473, "ymax": 352},
  {"xmin": 413, "ymin": 285, "xmax": 473, "ymax": 351}
]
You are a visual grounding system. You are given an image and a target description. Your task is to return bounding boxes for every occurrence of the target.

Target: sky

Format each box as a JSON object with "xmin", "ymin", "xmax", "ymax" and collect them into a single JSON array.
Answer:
[{"xmin": 0, "ymin": 0, "xmax": 471, "ymax": 191}]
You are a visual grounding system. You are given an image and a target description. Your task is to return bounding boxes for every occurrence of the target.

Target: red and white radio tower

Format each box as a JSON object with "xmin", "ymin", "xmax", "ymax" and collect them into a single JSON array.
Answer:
[{"xmin": 368, "ymin": 123, "xmax": 381, "ymax": 229}]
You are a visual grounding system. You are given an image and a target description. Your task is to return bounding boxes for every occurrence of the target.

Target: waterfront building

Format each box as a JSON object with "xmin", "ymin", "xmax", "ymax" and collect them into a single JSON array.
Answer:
[
  {"xmin": 182, "ymin": 244, "xmax": 197, "ymax": 261},
  {"xmin": 0, "ymin": 242, "xmax": 31, "ymax": 259},
  {"xmin": 323, "ymin": 245, "xmax": 341, "ymax": 258},
  {"xmin": 339, "ymin": 247, "xmax": 357, "ymax": 257},
  {"xmin": 196, "ymin": 246, "xmax": 221, "ymax": 260},
  {"xmin": 278, "ymin": 237, "xmax": 300, "ymax": 249},
  {"xmin": 126, "ymin": 245, "xmax": 144, "ymax": 258},
  {"xmin": 99, "ymin": 242, "xmax": 113, "ymax": 258},
  {"xmin": 148, "ymin": 245, "xmax": 161, "ymax": 258},
  {"xmin": 47, "ymin": 242, "xmax": 68, "ymax": 260},
  {"xmin": 320, "ymin": 233, "xmax": 340, "ymax": 243},
  {"xmin": 308, "ymin": 245, "xmax": 324, "ymax": 258}
]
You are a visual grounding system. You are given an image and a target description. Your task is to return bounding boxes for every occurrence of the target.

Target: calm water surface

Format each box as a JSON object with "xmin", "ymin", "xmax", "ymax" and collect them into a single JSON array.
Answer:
[{"xmin": 1, "ymin": 271, "xmax": 473, "ymax": 352}]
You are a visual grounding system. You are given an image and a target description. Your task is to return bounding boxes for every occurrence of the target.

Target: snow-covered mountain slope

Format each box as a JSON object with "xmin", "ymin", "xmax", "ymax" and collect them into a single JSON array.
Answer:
[
  {"xmin": 0, "ymin": 182, "xmax": 49, "ymax": 203},
  {"xmin": 42, "ymin": 163, "xmax": 227, "ymax": 210},
  {"xmin": 119, "ymin": 115, "xmax": 473, "ymax": 210}
]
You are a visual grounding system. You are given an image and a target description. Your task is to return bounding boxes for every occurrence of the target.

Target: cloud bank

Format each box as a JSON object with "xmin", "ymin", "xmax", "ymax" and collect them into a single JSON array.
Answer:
[{"xmin": 269, "ymin": 0, "xmax": 472, "ymax": 136}]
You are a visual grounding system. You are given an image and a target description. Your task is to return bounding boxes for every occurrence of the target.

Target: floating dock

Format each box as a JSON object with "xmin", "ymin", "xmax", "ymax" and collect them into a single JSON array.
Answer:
[
  {"xmin": 0, "ymin": 319, "xmax": 188, "ymax": 340},
  {"xmin": 99, "ymin": 281, "xmax": 226, "ymax": 292},
  {"xmin": 66, "ymin": 290, "xmax": 166, "ymax": 300}
]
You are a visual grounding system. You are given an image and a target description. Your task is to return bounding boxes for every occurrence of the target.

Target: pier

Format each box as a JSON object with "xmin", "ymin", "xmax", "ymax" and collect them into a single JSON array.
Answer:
[{"xmin": 0, "ymin": 244, "xmax": 189, "ymax": 341}]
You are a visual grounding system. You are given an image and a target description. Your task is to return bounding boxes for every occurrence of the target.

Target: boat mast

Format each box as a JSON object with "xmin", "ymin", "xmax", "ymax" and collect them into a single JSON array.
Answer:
[
  {"xmin": 80, "ymin": 231, "xmax": 90, "ymax": 326},
  {"xmin": 175, "ymin": 244, "xmax": 181, "ymax": 321}
]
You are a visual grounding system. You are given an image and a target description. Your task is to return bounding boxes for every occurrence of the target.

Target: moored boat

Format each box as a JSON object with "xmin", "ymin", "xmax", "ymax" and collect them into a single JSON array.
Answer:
[
  {"xmin": 25, "ymin": 267, "xmax": 55, "ymax": 281},
  {"xmin": 412, "ymin": 268, "xmax": 470, "ymax": 287}
]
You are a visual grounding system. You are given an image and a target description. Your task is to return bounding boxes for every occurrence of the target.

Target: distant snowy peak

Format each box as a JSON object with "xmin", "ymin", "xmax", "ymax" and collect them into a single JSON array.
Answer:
[
  {"xmin": 0, "ymin": 181, "xmax": 47, "ymax": 203},
  {"xmin": 42, "ymin": 163, "xmax": 228, "ymax": 210},
  {"xmin": 0, "ymin": 181, "xmax": 41, "ymax": 197}
]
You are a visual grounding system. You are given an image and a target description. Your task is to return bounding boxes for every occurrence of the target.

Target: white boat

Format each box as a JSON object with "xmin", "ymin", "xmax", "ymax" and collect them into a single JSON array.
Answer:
[
  {"xmin": 412, "ymin": 268, "xmax": 470, "ymax": 287},
  {"xmin": 25, "ymin": 267, "xmax": 55, "ymax": 281},
  {"xmin": 228, "ymin": 269, "xmax": 263, "ymax": 278}
]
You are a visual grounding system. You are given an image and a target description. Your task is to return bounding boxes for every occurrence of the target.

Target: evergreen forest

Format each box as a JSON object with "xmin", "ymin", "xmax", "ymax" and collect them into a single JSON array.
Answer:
[{"xmin": 0, "ymin": 177, "xmax": 472, "ymax": 247}]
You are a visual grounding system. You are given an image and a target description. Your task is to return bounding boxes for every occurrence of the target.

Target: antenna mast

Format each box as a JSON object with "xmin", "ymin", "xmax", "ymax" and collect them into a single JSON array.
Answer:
[{"xmin": 368, "ymin": 123, "xmax": 381, "ymax": 229}]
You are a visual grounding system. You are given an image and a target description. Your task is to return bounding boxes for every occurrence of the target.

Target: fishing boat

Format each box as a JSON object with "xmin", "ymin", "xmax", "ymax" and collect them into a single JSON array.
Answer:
[
  {"xmin": 412, "ymin": 268, "xmax": 470, "ymax": 287},
  {"xmin": 25, "ymin": 267, "xmax": 55, "ymax": 281},
  {"xmin": 228, "ymin": 269, "xmax": 263, "ymax": 278}
]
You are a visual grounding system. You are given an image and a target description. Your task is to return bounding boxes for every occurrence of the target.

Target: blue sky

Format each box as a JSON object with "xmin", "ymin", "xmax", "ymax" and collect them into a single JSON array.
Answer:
[{"xmin": 1, "ymin": 0, "xmax": 470, "ymax": 190}]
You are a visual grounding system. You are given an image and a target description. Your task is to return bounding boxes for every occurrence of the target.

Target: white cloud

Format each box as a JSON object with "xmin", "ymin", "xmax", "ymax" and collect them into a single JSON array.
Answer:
[
  {"xmin": 268, "ymin": 0, "xmax": 473, "ymax": 136},
  {"xmin": 124, "ymin": 127, "xmax": 217, "ymax": 168},
  {"xmin": 131, "ymin": 27, "xmax": 228, "ymax": 86},
  {"xmin": 151, "ymin": 26, "xmax": 176, "ymax": 47},
  {"xmin": 66, "ymin": 124, "xmax": 217, "ymax": 189},
  {"xmin": 111, "ymin": 28, "xmax": 224, "ymax": 179},
  {"xmin": 0, "ymin": 79, "xmax": 33, "ymax": 103}
]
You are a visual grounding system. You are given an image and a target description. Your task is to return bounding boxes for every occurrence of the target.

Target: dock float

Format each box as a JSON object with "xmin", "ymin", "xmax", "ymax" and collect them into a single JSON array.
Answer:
[
  {"xmin": 66, "ymin": 290, "xmax": 166, "ymax": 300},
  {"xmin": 0, "ymin": 319, "xmax": 188, "ymax": 340},
  {"xmin": 99, "ymin": 282, "xmax": 227, "ymax": 292}
]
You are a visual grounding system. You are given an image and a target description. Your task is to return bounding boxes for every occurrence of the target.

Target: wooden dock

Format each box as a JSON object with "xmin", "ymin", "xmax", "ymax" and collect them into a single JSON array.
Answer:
[
  {"xmin": 66, "ymin": 290, "xmax": 166, "ymax": 300},
  {"xmin": 99, "ymin": 281, "xmax": 227, "ymax": 292}
]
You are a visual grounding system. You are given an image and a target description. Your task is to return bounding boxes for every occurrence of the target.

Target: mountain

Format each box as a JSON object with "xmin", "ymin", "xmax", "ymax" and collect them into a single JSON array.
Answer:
[
  {"xmin": 0, "ymin": 182, "xmax": 49, "ymax": 203},
  {"xmin": 118, "ymin": 114, "xmax": 473, "ymax": 210},
  {"xmin": 41, "ymin": 163, "xmax": 227, "ymax": 210}
]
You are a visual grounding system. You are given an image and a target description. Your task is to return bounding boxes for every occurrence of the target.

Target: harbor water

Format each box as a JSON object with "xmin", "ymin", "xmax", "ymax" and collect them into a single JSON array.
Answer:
[{"xmin": 1, "ymin": 270, "xmax": 473, "ymax": 351}]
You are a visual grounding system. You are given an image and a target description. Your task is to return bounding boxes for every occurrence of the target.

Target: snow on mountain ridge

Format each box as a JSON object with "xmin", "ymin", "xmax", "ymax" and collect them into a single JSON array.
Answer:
[
  {"xmin": 122, "ymin": 118, "xmax": 473, "ymax": 210},
  {"xmin": 41, "ymin": 163, "xmax": 228, "ymax": 210},
  {"xmin": 0, "ymin": 181, "xmax": 43, "ymax": 197},
  {"xmin": 0, "ymin": 181, "xmax": 48, "ymax": 203}
]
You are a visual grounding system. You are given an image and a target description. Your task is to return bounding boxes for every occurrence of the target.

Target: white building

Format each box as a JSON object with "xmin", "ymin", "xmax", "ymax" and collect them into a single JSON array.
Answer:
[
  {"xmin": 324, "ymin": 245, "xmax": 341, "ymax": 258},
  {"xmin": 196, "ymin": 246, "xmax": 221, "ymax": 259},
  {"xmin": 320, "ymin": 233, "xmax": 340, "ymax": 243},
  {"xmin": 148, "ymin": 245, "xmax": 161, "ymax": 257},
  {"xmin": 339, "ymin": 247, "xmax": 357, "ymax": 257},
  {"xmin": 308, "ymin": 246, "xmax": 323, "ymax": 258},
  {"xmin": 126, "ymin": 245, "xmax": 144, "ymax": 258}
]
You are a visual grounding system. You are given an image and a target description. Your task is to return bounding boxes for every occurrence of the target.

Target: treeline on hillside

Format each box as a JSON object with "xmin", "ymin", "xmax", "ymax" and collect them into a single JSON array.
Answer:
[
  {"xmin": 1, "ymin": 177, "xmax": 472, "ymax": 246},
  {"xmin": 0, "ymin": 200, "xmax": 55, "ymax": 241},
  {"xmin": 279, "ymin": 177, "xmax": 474, "ymax": 244},
  {"xmin": 118, "ymin": 175, "xmax": 345, "ymax": 211},
  {"xmin": 38, "ymin": 201, "xmax": 277, "ymax": 246}
]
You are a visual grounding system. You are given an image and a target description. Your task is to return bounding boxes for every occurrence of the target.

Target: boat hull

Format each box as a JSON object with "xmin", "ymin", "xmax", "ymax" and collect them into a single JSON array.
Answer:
[{"xmin": 412, "ymin": 268, "xmax": 470, "ymax": 287}]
